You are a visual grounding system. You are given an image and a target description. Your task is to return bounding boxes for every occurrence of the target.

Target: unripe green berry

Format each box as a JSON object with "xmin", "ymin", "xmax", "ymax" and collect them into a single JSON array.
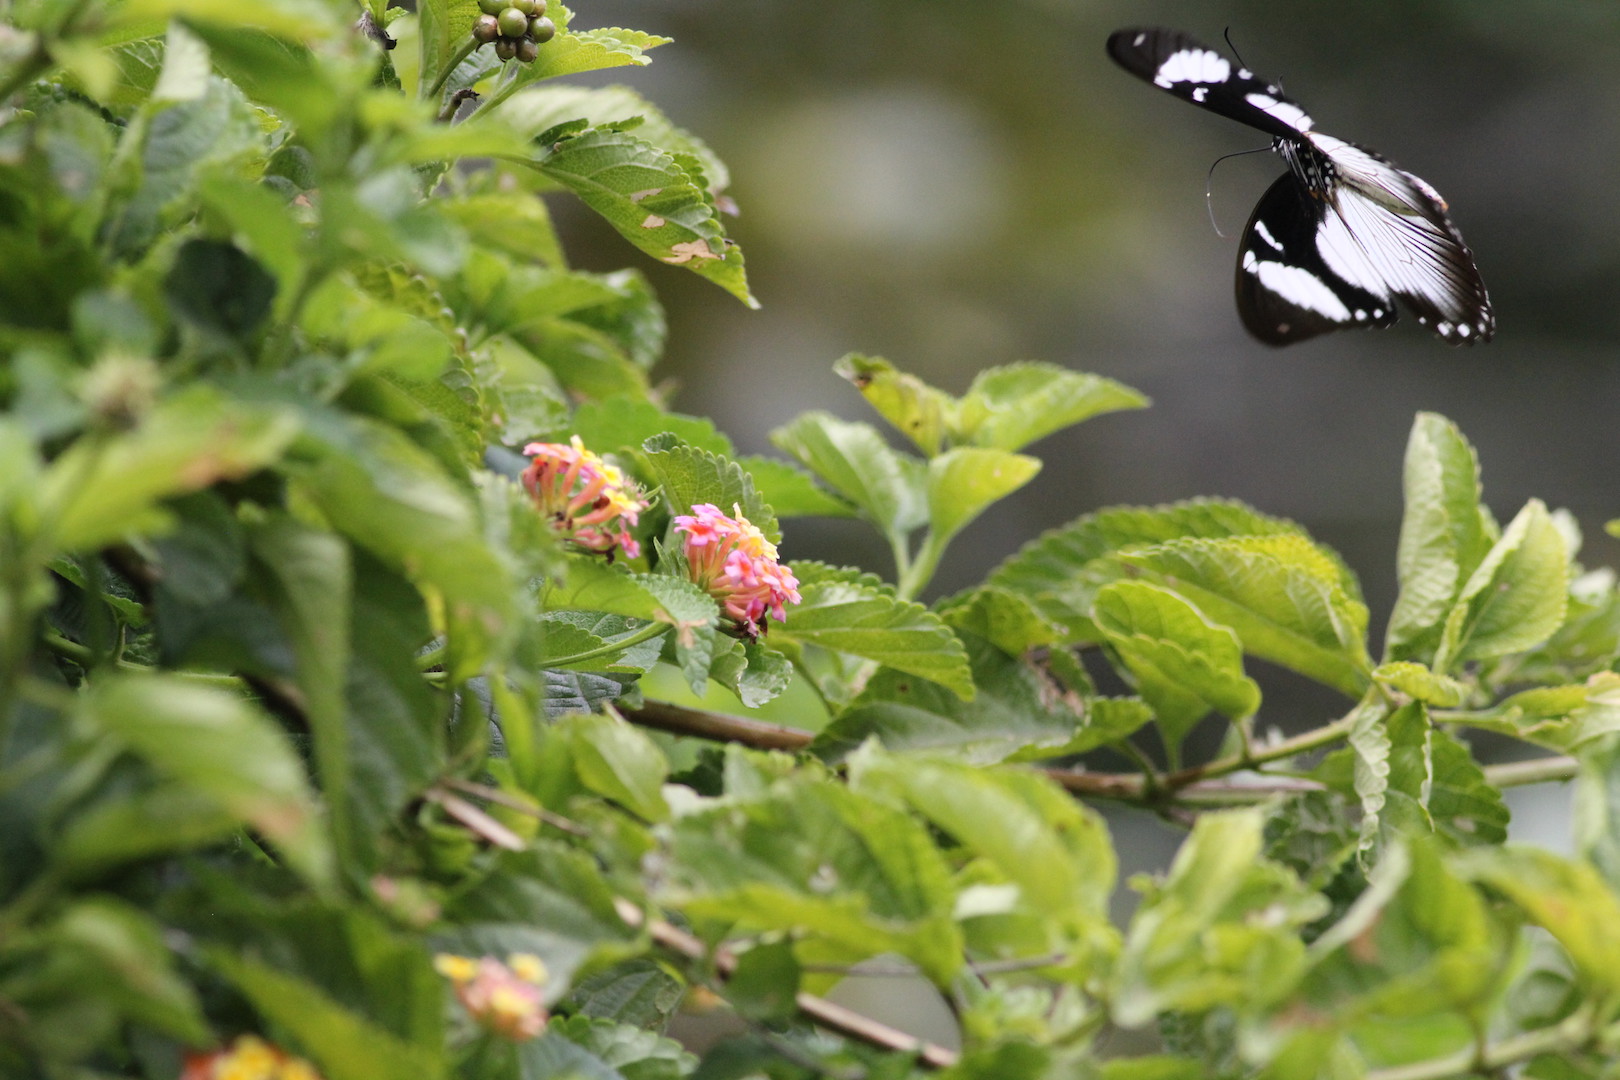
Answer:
[
  {"xmin": 527, "ymin": 15, "xmax": 555, "ymax": 42},
  {"xmin": 494, "ymin": 37, "xmax": 518, "ymax": 61},
  {"xmin": 497, "ymin": 7, "xmax": 529, "ymax": 37},
  {"xmin": 472, "ymin": 14, "xmax": 499, "ymax": 42},
  {"xmin": 508, "ymin": 0, "xmax": 536, "ymax": 14},
  {"xmin": 531, "ymin": 0, "xmax": 546, "ymax": 14},
  {"xmin": 516, "ymin": 37, "xmax": 539, "ymax": 63},
  {"xmin": 478, "ymin": 0, "xmax": 505, "ymax": 14}
]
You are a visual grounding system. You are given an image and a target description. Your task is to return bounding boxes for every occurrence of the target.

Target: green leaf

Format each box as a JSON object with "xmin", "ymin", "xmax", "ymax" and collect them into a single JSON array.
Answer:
[
  {"xmin": 734, "ymin": 455, "xmax": 856, "ymax": 520},
  {"xmin": 777, "ymin": 577, "xmax": 973, "ymax": 700},
  {"xmin": 926, "ymin": 447, "xmax": 1041, "ymax": 546},
  {"xmin": 289, "ymin": 405, "xmax": 517, "ymax": 680},
  {"xmin": 534, "ymin": 127, "xmax": 753, "ymax": 306},
  {"xmin": 666, "ymin": 762, "xmax": 964, "ymax": 982},
  {"xmin": 40, "ymin": 388, "xmax": 299, "ymax": 552},
  {"xmin": 496, "ymin": 84, "xmax": 725, "ymax": 193},
  {"xmin": 15, "ymin": 899, "xmax": 210, "ymax": 1047},
  {"xmin": 566, "ymin": 961, "xmax": 685, "ymax": 1031},
  {"xmin": 814, "ymin": 633, "xmax": 1080, "ymax": 764},
  {"xmin": 848, "ymin": 745, "xmax": 1115, "ymax": 931},
  {"xmin": 415, "ymin": 0, "xmax": 481, "ymax": 105},
  {"xmin": 1424, "ymin": 723, "xmax": 1510, "ymax": 847},
  {"xmin": 243, "ymin": 519, "xmax": 354, "ymax": 864},
  {"xmin": 834, "ymin": 353, "xmax": 953, "ymax": 456},
  {"xmin": 1342, "ymin": 695, "xmax": 1394, "ymax": 856},
  {"xmin": 77, "ymin": 674, "xmax": 333, "ymax": 887},
  {"xmin": 1386, "ymin": 412, "xmax": 1498, "ymax": 663},
  {"xmin": 1433, "ymin": 499, "xmax": 1569, "ymax": 674},
  {"xmin": 102, "ymin": 75, "xmax": 268, "ymax": 257},
  {"xmin": 209, "ymin": 951, "xmax": 446, "ymax": 1080},
  {"xmin": 1298, "ymin": 838, "xmax": 1508, "ymax": 1056},
  {"xmin": 560, "ymin": 712, "xmax": 670, "ymax": 823},
  {"xmin": 163, "ymin": 238, "xmax": 277, "ymax": 343},
  {"xmin": 1353, "ymin": 701, "xmax": 1509, "ymax": 857},
  {"xmin": 1115, "ymin": 534, "xmax": 1372, "ymax": 697},
  {"xmin": 1007, "ymin": 696, "xmax": 1155, "ymax": 762},
  {"xmin": 986, "ymin": 498, "xmax": 1331, "ymax": 643},
  {"xmin": 567, "ymin": 396, "xmax": 732, "ymax": 458},
  {"xmin": 1371, "ymin": 661, "xmax": 1466, "ymax": 707},
  {"xmin": 725, "ymin": 940, "xmax": 801, "ymax": 1021},
  {"xmin": 475, "ymin": 25, "xmax": 671, "ymax": 113},
  {"xmin": 712, "ymin": 639, "xmax": 794, "ymax": 709},
  {"xmin": 547, "ymin": 1015, "xmax": 695, "ymax": 1080},
  {"xmin": 770, "ymin": 412, "xmax": 926, "ymax": 540},
  {"xmin": 441, "ymin": 190, "xmax": 567, "ymax": 269},
  {"xmin": 1575, "ymin": 732, "xmax": 1620, "ymax": 888},
  {"xmin": 444, "ymin": 844, "xmax": 641, "ymax": 992},
  {"xmin": 644, "ymin": 440, "xmax": 778, "ymax": 544},
  {"xmin": 1112, "ymin": 809, "xmax": 1325, "ymax": 1026},
  {"xmin": 936, "ymin": 584, "xmax": 1069, "ymax": 656},
  {"xmin": 1092, "ymin": 581, "xmax": 1260, "ymax": 762},
  {"xmin": 1447, "ymin": 674, "xmax": 1620, "ymax": 753},
  {"xmin": 954, "ymin": 362, "xmax": 1148, "ymax": 452},
  {"xmin": 1455, "ymin": 846, "xmax": 1620, "ymax": 997}
]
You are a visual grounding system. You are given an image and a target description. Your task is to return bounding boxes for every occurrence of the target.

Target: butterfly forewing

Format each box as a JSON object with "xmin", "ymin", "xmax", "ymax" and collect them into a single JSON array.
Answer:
[
  {"xmin": 1106, "ymin": 28, "xmax": 1314, "ymax": 141},
  {"xmin": 1107, "ymin": 26, "xmax": 1494, "ymax": 346}
]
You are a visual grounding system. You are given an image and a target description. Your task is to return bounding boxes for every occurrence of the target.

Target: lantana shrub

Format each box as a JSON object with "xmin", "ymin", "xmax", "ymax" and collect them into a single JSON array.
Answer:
[{"xmin": 2, "ymin": 3, "xmax": 1620, "ymax": 1080}]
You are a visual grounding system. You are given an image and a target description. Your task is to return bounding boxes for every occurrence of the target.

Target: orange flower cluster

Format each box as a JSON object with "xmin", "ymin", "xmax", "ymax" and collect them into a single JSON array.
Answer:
[
  {"xmin": 521, "ymin": 436, "xmax": 648, "ymax": 559},
  {"xmin": 435, "ymin": 952, "xmax": 549, "ymax": 1041},
  {"xmin": 673, "ymin": 503, "xmax": 802, "ymax": 639},
  {"xmin": 180, "ymin": 1036, "xmax": 322, "ymax": 1080}
]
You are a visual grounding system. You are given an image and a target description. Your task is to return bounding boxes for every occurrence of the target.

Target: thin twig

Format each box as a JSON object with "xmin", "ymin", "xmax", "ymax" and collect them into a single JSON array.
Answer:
[
  {"xmin": 622, "ymin": 700, "xmax": 815, "ymax": 752},
  {"xmin": 424, "ymin": 785, "xmax": 526, "ymax": 850},
  {"xmin": 1481, "ymin": 754, "xmax": 1575, "ymax": 788},
  {"xmin": 614, "ymin": 898, "xmax": 960, "ymax": 1069},
  {"xmin": 438, "ymin": 776, "xmax": 590, "ymax": 836},
  {"xmin": 802, "ymin": 954, "xmax": 1067, "ymax": 978}
]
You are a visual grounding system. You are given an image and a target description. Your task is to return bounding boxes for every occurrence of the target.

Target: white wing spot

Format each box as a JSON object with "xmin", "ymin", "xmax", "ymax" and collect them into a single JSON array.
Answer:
[
  {"xmin": 1244, "ymin": 93, "xmax": 1312, "ymax": 132},
  {"xmin": 1238, "ymin": 69, "xmax": 1253, "ymax": 79},
  {"xmin": 1457, "ymin": 324, "xmax": 1471, "ymax": 337},
  {"xmin": 1354, "ymin": 309, "xmax": 1367, "ymax": 321},
  {"xmin": 1154, "ymin": 49, "xmax": 1231, "ymax": 89},
  {"xmin": 1192, "ymin": 87, "xmax": 1208, "ymax": 102},
  {"xmin": 1243, "ymin": 251, "xmax": 1351, "ymax": 321},
  {"xmin": 1133, "ymin": 32, "xmax": 1147, "ymax": 46},
  {"xmin": 1252, "ymin": 219, "xmax": 1283, "ymax": 252}
]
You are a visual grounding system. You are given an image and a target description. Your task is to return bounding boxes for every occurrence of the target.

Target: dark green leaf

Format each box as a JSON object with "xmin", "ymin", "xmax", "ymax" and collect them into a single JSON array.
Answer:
[
  {"xmin": 778, "ymin": 577, "xmax": 973, "ymax": 700},
  {"xmin": 815, "ymin": 633, "xmax": 1078, "ymax": 764}
]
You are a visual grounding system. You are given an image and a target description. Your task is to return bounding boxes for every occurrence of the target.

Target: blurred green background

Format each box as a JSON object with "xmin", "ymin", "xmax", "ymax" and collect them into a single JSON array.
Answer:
[{"xmin": 552, "ymin": 0, "xmax": 1620, "ymax": 735}]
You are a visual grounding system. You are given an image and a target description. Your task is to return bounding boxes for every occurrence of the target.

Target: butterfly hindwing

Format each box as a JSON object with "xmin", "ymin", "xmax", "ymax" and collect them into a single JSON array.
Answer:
[{"xmin": 1237, "ymin": 174, "xmax": 1395, "ymax": 345}]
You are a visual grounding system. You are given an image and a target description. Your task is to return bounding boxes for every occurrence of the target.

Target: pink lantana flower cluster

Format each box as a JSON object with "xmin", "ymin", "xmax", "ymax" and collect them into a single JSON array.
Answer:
[
  {"xmin": 180, "ymin": 1035, "xmax": 323, "ymax": 1080},
  {"xmin": 673, "ymin": 503, "xmax": 802, "ymax": 639},
  {"xmin": 434, "ymin": 952, "xmax": 549, "ymax": 1041},
  {"xmin": 521, "ymin": 436, "xmax": 648, "ymax": 560}
]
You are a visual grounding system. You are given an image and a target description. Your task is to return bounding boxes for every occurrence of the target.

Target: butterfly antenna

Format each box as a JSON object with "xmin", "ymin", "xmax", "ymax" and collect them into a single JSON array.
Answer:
[
  {"xmin": 1222, "ymin": 27, "xmax": 1249, "ymax": 71},
  {"xmin": 1204, "ymin": 146, "xmax": 1272, "ymax": 238}
]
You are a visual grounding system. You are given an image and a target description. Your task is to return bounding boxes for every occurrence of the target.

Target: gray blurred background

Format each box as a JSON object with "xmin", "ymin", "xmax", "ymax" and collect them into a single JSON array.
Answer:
[{"xmin": 553, "ymin": 1, "xmax": 1617, "ymax": 856}]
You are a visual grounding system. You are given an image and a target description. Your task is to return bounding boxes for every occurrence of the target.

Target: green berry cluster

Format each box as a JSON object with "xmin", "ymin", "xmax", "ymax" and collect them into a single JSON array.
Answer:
[{"xmin": 472, "ymin": 0, "xmax": 554, "ymax": 63}]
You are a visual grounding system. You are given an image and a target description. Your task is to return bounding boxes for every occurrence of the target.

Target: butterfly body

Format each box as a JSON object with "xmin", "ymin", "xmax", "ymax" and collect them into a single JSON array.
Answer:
[{"xmin": 1107, "ymin": 27, "xmax": 1493, "ymax": 346}]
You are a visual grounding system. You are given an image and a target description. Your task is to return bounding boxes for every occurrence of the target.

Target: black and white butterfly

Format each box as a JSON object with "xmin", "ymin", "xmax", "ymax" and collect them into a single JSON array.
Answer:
[{"xmin": 1107, "ymin": 27, "xmax": 1493, "ymax": 346}]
